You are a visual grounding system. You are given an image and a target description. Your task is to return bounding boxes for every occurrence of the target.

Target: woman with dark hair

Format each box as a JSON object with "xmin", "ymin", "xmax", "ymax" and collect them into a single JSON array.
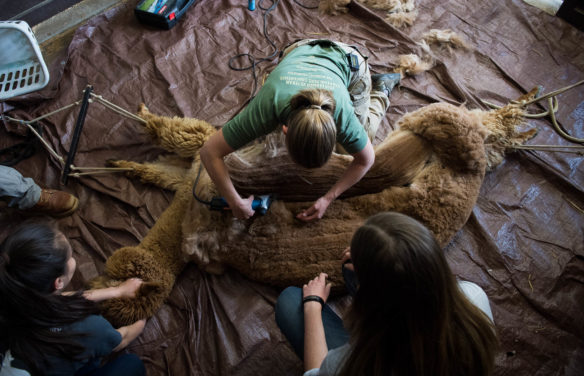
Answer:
[
  {"xmin": 200, "ymin": 39, "xmax": 400, "ymax": 221},
  {"xmin": 0, "ymin": 223, "xmax": 146, "ymax": 376},
  {"xmin": 275, "ymin": 212, "xmax": 498, "ymax": 376}
]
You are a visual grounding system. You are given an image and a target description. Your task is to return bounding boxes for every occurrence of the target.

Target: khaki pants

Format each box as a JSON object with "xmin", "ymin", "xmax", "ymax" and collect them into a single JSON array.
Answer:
[{"xmin": 281, "ymin": 39, "xmax": 390, "ymax": 142}]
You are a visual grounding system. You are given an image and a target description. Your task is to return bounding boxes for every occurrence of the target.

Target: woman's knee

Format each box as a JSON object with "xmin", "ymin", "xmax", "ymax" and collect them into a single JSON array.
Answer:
[{"xmin": 275, "ymin": 286, "xmax": 302, "ymax": 328}]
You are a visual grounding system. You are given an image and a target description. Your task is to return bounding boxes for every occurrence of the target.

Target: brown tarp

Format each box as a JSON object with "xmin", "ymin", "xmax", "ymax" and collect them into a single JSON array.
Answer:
[{"xmin": 1, "ymin": 0, "xmax": 583, "ymax": 375}]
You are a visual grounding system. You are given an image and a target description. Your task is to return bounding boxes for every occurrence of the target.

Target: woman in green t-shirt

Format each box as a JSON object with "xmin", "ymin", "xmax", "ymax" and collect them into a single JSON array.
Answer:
[{"xmin": 200, "ymin": 39, "xmax": 400, "ymax": 221}]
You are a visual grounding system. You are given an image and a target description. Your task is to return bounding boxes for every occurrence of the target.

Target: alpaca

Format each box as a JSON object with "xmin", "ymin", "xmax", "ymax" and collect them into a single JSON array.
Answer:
[
  {"xmin": 100, "ymin": 92, "xmax": 536, "ymax": 327},
  {"xmin": 88, "ymin": 182, "xmax": 192, "ymax": 327}
]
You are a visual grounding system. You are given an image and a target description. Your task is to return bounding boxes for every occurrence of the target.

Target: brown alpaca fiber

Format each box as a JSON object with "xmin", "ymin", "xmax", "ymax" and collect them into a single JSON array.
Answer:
[
  {"xmin": 393, "ymin": 53, "xmax": 433, "ymax": 77},
  {"xmin": 100, "ymin": 93, "xmax": 538, "ymax": 324},
  {"xmin": 422, "ymin": 29, "xmax": 469, "ymax": 50},
  {"xmin": 358, "ymin": 0, "xmax": 415, "ymax": 12},
  {"xmin": 319, "ymin": 0, "xmax": 350, "ymax": 15},
  {"xmin": 321, "ymin": 0, "xmax": 417, "ymax": 28},
  {"xmin": 358, "ymin": 0, "xmax": 417, "ymax": 27},
  {"xmin": 385, "ymin": 10, "xmax": 418, "ymax": 27}
]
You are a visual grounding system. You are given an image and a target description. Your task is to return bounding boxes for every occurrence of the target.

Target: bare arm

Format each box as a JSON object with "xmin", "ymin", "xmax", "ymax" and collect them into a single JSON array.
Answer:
[
  {"xmin": 82, "ymin": 278, "xmax": 143, "ymax": 302},
  {"xmin": 303, "ymin": 273, "xmax": 332, "ymax": 371},
  {"xmin": 297, "ymin": 139, "xmax": 375, "ymax": 221},
  {"xmin": 113, "ymin": 319, "xmax": 146, "ymax": 352},
  {"xmin": 200, "ymin": 129, "xmax": 255, "ymax": 219}
]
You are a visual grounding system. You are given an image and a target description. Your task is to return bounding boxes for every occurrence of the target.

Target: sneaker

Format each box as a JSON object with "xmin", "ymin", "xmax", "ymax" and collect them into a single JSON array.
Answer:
[
  {"xmin": 371, "ymin": 73, "xmax": 401, "ymax": 97},
  {"xmin": 29, "ymin": 189, "xmax": 79, "ymax": 217}
]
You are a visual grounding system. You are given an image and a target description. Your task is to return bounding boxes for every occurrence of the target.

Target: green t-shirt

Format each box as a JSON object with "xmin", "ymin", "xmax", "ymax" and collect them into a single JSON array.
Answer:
[{"xmin": 222, "ymin": 43, "xmax": 368, "ymax": 155}]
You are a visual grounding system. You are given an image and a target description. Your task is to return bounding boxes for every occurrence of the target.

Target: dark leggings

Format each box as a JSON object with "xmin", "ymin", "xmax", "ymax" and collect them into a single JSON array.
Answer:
[
  {"xmin": 275, "ymin": 286, "xmax": 350, "ymax": 359},
  {"xmin": 76, "ymin": 354, "xmax": 145, "ymax": 376}
]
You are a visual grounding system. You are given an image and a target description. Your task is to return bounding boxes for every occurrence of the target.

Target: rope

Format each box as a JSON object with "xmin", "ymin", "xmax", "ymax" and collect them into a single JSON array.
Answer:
[
  {"xmin": 481, "ymin": 80, "xmax": 584, "ymax": 144},
  {"xmin": 522, "ymin": 96, "xmax": 558, "ymax": 119},
  {"xmin": 510, "ymin": 145, "xmax": 584, "ymax": 155},
  {"xmin": 2, "ymin": 90, "xmax": 147, "ymax": 179},
  {"xmin": 90, "ymin": 94, "xmax": 147, "ymax": 124},
  {"xmin": 513, "ymin": 79, "xmax": 584, "ymax": 106},
  {"xmin": 2, "ymin": 101, "xmax": 81, "ymax": 125},
  {"xmin": 69, "ymin": 170, "xmax": 133, "ymax": 177},
  {"xmin": 484, "ymin": 95, "xmax": 559, "ymax": 119},
  {"xmin": 25, "ymin": 123, "xmax": 65, "ymax": 165},
  {"xmin": 69, "ymin": 166, "xmax": 134, "ymax": 171},
  {"xmin": 547, "ymin": 96, "xmax": 584, "ymax": 143}
]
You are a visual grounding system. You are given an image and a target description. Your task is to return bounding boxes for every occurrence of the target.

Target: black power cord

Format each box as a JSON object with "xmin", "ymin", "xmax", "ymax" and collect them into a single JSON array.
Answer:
[
  {"xmin": 192, "ymin": 162, "xmax": 211, "ymax": 206},
  {"xmin": 228, "ymin": 0, "xmax": 319, "ymax": 100},
  {"xmin": 0, "ymin": 101, "xmax": 43, "ymax": 166},
  {"xmin": 228, "ymin": 0, "xmax": 281, "ymax": 100},
  {"xmin": 292, "ymin": 0, "xmax": 318, "ymax": 10}
]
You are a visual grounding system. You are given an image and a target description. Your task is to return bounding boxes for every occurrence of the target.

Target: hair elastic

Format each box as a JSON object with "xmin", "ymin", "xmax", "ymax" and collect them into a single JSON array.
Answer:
[
  {"xmin": 309, "ymin": 104, "xmax": 322, "ymax": 110},
  {"xmin": 303, "ymin": 295, "xmax": 325, "ymax": 307}
]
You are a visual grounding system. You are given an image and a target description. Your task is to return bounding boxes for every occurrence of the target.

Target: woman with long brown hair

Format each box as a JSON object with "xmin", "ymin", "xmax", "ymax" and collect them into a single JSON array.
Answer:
[
  {"xmin": 276, "ymin": 212, "xmax": 497, "ymax": 376},
  {"xmin": 0, "ymin": 223, "xmax": 146, "ymax": 376}
]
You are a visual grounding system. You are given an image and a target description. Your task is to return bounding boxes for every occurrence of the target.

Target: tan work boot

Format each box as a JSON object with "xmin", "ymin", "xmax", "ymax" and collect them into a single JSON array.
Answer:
[{"xmin": 29, "ymin": 189, "xmax": 79, "ymax": 217}]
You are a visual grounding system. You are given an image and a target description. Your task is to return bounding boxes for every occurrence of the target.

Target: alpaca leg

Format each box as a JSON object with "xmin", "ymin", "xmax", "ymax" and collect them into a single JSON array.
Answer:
[
  {"xmin": 139, "ymin": 184, "xmax": 193, "ymax": 276},
  {"xmin": 137, "ymin": 104, "xmax": 217, "ymax": 158},
  {"xmin": 108, "ymin": 157, "xmax": 190, "ymax": 191}
]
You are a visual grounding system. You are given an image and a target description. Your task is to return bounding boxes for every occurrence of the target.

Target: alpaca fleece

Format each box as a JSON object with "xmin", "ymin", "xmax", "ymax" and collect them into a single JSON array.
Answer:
[{"xmin": 100, "ymin": 97, "xmax": 536, "ymax": 324}]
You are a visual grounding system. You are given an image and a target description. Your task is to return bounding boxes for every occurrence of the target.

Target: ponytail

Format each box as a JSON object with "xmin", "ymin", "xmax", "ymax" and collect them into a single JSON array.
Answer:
[{"xmin": 286, "ymin": 89, "xmax": 337, "ymax": 168}]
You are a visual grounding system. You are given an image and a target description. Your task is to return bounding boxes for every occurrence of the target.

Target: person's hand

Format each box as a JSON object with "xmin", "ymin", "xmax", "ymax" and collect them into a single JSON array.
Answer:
[
  {"xmin": 296, "ymin": 196, "xmax": 332, "ymax": 222},
  {"xmin": 113, "ymin": 318, "xmax": 147, "ymax": 352},
  {"xmin": 231, "ymin": 195, "xmax": 255, "ymax": 219},
  {"xmin": 303, "ymin": 272, "xmax": 332, "ymax": 307},
  {"xmin": 340, "ymin": 247, "xmax": 354, "ymax": 271},
  {"xmin": 117, "ymin": 278, "xmax": 143, "ymax": 299}
]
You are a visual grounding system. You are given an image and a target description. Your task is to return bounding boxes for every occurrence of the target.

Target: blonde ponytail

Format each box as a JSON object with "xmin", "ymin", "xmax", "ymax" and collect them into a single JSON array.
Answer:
[{"xmin": 286, "ymin": 89, "xmax": 337, "ymax": 168}]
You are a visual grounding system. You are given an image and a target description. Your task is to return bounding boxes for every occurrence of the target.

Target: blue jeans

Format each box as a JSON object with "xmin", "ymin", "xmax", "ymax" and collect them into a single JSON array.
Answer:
[
  {"xmin": 75, "ymin": 354, "xmax": 145, "ymax": 376},
  {"xmin": 275, "ymin": 287, "xmax": 349, "ymax": 360},
  {"xmin": 0, "ymin": 166, "xmax": 41, "ymax": 209}
]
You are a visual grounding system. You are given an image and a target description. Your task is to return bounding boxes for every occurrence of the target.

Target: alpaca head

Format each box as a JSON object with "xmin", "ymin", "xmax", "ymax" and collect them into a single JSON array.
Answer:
[{"xmin": 89, "ymin": 246, "xmax": 175, "ymax": 327}]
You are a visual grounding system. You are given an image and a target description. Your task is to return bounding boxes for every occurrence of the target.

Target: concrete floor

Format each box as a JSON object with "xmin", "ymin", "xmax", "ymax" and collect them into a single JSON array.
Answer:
[{"xmin": 33, "ymin": 0, "xmax": 128, "ymax": 65}]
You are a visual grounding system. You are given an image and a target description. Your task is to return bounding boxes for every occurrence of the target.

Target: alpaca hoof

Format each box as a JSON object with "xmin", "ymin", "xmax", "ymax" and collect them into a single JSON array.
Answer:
[
  {"xmin": 106, "ymin": 158, "xmax": 121, "ymax": 167},
  {"xmin": 523, "ymin": 128, "xmax": 539, "ymax": 140},
  {"xmin": 138, "ymin": 103, "xmax": 150, "ymax": 116}
]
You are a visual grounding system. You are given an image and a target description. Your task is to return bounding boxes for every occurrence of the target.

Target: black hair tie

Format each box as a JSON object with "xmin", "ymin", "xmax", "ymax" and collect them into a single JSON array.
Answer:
[{"xmin": 303, "ymin": 295, "xmax": 325, "ymax": 307}]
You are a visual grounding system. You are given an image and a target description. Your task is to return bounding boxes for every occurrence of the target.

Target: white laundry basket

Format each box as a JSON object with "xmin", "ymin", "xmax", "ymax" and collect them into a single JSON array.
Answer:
[{"xmin": 0, "ymin": 20, "xmax": 49, "ymax": 100}]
